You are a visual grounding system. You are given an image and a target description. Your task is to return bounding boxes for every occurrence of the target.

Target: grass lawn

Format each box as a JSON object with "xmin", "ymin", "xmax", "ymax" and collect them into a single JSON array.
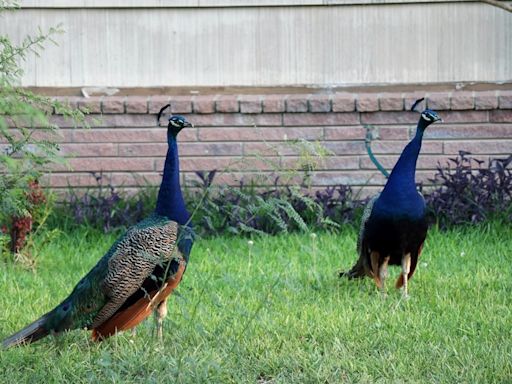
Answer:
[{"xmin": 1, "ymin": 221, "xmax": 511, "ymax": 383}]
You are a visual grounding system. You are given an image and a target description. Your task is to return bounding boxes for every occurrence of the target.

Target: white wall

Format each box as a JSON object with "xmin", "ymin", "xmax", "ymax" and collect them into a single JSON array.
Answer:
[{"xmin": 2, "ymin": 1, "xmax": 511, "ymax": 87}]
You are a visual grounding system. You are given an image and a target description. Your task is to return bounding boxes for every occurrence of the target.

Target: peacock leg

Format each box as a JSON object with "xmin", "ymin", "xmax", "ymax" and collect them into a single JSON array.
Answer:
[
  {"xmin": 370, "ymin": 251, "xmax": 382, "ymax": 291},
  {"xmin": 401, "ymin": 253, "xmax": 412, "ymax": 298},
  {"xmin": 378, "ymin": 256, "xmax": 390, "ymax": 296},
  {"xmin": 155, "ymin": 298, "xmax": 168, "ymax": 341}
]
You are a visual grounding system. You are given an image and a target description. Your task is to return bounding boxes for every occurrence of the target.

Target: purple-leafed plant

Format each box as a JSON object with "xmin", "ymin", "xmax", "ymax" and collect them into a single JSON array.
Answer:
[
  {"xmin": 53, "ymin": 154, "xmax": 511, "ymax": 235},
  {"xmin": 425, "ymin": 152, "xmax": 512, "ymax": 228},
  {"xmin": 62, "ymin": 172, "xmax": 156, "ymax": 232}
]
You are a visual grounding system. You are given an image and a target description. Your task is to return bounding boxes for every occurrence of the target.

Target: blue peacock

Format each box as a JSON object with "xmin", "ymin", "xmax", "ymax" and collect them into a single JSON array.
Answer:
[
  {"xmin": 340, "ymin": 108, "xmax": 442, "ymax": 296},
  {"xmin": 2, "ymin": 107, "xmax": 194, "ymax": 348}
]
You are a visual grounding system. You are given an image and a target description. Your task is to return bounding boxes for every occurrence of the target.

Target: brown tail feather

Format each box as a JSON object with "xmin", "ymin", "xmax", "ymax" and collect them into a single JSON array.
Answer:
[
  {"xmin": 2, "ymin": 314, "xmax": 50, "ymax": 349},
  {"xmin": 92, "ymin": 261, "xmax": 186, "ymax": 341}
]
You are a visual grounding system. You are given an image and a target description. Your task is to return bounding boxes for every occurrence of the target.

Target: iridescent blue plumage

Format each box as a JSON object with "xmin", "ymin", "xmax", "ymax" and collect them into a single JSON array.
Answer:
[
  {"xmin": 341, "ymin": 109, "xmax": 441, "ymax": 296},
  {"xmin": 156, "ymin": 116, "xmax": 192, "ymax": 226}
]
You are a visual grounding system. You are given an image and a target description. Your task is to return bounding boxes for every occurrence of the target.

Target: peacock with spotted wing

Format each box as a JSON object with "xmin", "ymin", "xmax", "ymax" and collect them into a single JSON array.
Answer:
[{"xmin": 2, "ymin": 107, "xmax": 194, "ymax": 348}]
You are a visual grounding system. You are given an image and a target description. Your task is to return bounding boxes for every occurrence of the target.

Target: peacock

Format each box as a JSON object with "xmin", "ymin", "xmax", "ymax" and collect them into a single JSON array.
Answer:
[
  {"xmin": 2, "ymin": 106, "xmax": 194, "ymax": 348},
  {"xmin": 340, "ymin": 108, "xmax": 442, "ymax": 297}
]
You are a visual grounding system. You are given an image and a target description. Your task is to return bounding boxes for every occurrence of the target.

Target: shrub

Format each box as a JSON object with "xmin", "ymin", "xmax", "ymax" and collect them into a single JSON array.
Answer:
[
  {"xmin": 425, "ymin": 152, "xmax": 512, "ymax": 228},
  {"xmin": 48, "ymin": 153, "xmax": 511, "ymax": 236},
  {"xmin": 0, "ymin": 0, "xmax": 85, "ymax": 257},
  {"xmin": 55, "ymin": 172, "xmax": 158, "ymax": 233}
]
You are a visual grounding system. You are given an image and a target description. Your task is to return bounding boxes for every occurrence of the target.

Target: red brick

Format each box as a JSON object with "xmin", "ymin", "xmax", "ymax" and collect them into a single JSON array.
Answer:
[
  {"xmin": 52, "ymin": 96, "xmax": 79, "ymax": 112},
  {"xmin": 286, "ymin": 95, "xmax": 308, "ymax": 112},
  {"xmin": 118, "ymin": 143, "xmax": 168, "ymax": 156},
  {"xmin": 498, "ymin": 91, "xmax": 512, "ymax": 109},
  {"xmin": 193, "ymin": 95, "xmax": 216, "ymax": 114},
  {"xmin": 183, "ymin": 171, "xmax": 289, "ymax": 187},
  {"xmin": 378, "ymin": 126, "xmax": 410, "ymax": 140},
  {"xmin": 216, "ymin": 95, "xmax": 239, "ymax": 113},
  {"xmin": 79, "ymin": 114, "xmax": 159, "ymax": 128},
  {"xmin": 332, "ymin": 93, "xmax": 355, "ymax": 112},
  {"xmin": 198, "ymin": 127, "xmax": 323, "ymax": 142},
  {"xmin": 323, "ymin": 141, "xmax": 366, "ymax": 155},
  {"xmin": 59, "ymin": 143, "xmax": 117, "ymax": 157},
  {"xmin": 324, "ymin": 126, "xmax": 366, "ymax": 140},
  {"xmin": 441, "ymin": 111, "xmax": 488, "ymax": 123},
  {"xmin": 426, "ymin": 124, "xmax": 512, "ymax": 139},
  {"xmin": 404, "ymin": 93, "xmax": 427, "ymax": 111},
  {"xmin": 148, "ymin": 96, "xmax": 171, "ymax": 114},
  {"xmin": 102, "ymin": 96, "xmax": 125, "ymax": 114},
  {"xmin": 283, "ymin": 112, "xmax": 359, "ymax": 126},
  {"xmin": 451, "ymin": 92, "xmax": 474, "ymax": 110},
  {"xmin": 72, "ymin": 128, "xmax": 170, "ymax": 143},
  {"xmin": 77, "ymin": 97, "xmax": 102, "ymax": 114},
  {"xmin": 281, "ymin": 156, "xmax": 359, "ymax": 171},
  {"xmin": 474, "ymin": 91, "xmax": 498, "ymax": 110},
  {"xmin": 359, "ymin": 155, "xmax": 452, "ymax": 170},
  {"xmin": 312, "ymin": 171, "xmax": 387, "ymax": 186},
  {"xmin": 426, "ymin": 92, "xmax": 450, "ymax": 110},
  {"xmin": 356, "ymin": 93, "xmax": 379, "ymax": 112},
  {"xmin": 361, "ymin": 111, "xmax": 418, "ymax": 125},
  {"xmin": 46, "ymin": 172, "xmax": 162, "ymax": 188},
  {"xmin": 72, "ymin": 128, "xmax": 154, "ymax": 143},
  {"xmin": 170, "ymin": 96, "xmax": 193, "ymax": 114},
  {"xmin": 379, "ymin": 93, "xmax": 404, "ymax": 111},
  {"xmin": 444, "ymin": 140, "xmax": 512, "ymax": 154},
  {"xmin": 262, "ymin": 95, "xmax": 286, "ymax": 113},
  {"xmin": 243, "ymin": 142, "xmax": 301, "ymax": 156},
  {"xmin": 308, "ymin": 95, "xmax": 331, "ymax": 112},
  {"xmin": 179, "ymin": 142, "xmax": 243, "ymax": 156},
  {"xmin": 186, "ymin": 113, "xmax": 281, "ymax": 127},
  {"xmin": 371, "ymin": 141, "xmax": 443, "ymax": 154},
  {"xmin": 490, "ymin": 110, "xmax": 512, "ymax": 122},
  {"xmin": 52, "ymin": 157, "xmax": 155, "ymax": 172},
  {"xmin": 109, "ymin": 173, "xmax": 162, "ymax": 186},
  {"xmin": 1, "ymin": 128, "xmax": 71, "ymax": 143},
  {"xmin": 49, "ymin": 115, "xmax": 88, "ymax": 128},
  {"xmin": 125, "ymin": 96, "xmax": 148, "ymax": 114},
  {"xmin": 415, "ymin": 170, "xmax": 439, "ymax": 185},
  {"xmin": 180, "ymin": 157, "xmax": 275, "ymax": 172},
  {"xmin": 239, "ymin": 95, "xmax": 262, "ymax": 114}
]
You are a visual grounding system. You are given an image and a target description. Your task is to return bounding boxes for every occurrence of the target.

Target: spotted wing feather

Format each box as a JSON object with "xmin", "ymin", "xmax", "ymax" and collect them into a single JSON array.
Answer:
[
  {"xmin": 357, "ymin": 193, "xmax": 379, "ymax": 257},
  {"xmin": 92, "ymin": 221, "xmax": 178, "ymax": 328},
  {"xmin": 339, "ymin": 194, "xmax": 379, "ymax": 279}
]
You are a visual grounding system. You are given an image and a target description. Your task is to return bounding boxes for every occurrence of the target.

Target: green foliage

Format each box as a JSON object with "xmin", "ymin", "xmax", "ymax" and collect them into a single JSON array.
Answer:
[
  {"xmin": 0, "ymin": 222, "xmax": 511, "ymax": 382},
  {"xmin": 0, "ymin": 1, "xmax": 85, "ymax": 254}
]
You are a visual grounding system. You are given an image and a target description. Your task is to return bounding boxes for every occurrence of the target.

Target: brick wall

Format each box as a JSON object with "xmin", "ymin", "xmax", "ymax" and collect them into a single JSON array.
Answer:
[{"xmin": 41, "ymin": 90, "xmax": 512, "ymax": 196}]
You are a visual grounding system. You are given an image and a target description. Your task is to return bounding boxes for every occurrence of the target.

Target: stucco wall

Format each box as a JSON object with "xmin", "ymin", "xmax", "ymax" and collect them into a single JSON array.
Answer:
[{"xmin": 2, "ymin": 1, "xmax": 511, "ymax": 87}]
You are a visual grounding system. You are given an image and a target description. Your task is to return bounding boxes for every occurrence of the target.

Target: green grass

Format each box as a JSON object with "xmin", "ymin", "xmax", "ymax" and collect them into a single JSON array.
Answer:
[{"xmin": 1, "ymin": 222, "xmax": 511, "ymax": 383}]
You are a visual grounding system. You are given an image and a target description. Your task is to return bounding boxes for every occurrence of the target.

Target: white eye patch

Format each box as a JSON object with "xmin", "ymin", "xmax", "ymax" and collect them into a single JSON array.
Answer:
[
  {"xmin": 421, "ymin": 113, "xmax": 432, "ymax": 121},
  {"xmin": 170, "ymin": 120, "xmax": 181, "ymax": 127}
]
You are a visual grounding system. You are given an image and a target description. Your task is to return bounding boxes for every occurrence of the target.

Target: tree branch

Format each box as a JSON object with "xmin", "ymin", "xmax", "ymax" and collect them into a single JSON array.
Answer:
[{"xmin": 478, "ymin": 0, "xmax": 512, "ymax": 12}]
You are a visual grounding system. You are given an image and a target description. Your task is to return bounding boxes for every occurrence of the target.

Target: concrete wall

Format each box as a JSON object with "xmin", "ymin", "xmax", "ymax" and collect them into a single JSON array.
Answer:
[
  {"xmin": 30, "ymin": 90, "xmax": 512, "ymax": 195},
  {"xmin": 2, "ymin": 1, "xmax": 511, "ymax": 87}
]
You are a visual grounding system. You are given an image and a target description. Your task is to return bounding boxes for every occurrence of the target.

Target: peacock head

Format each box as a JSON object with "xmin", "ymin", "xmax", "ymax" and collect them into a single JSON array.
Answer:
[
  {"xmin": 418, "ymin": 109, "xmax": 442, "ymax": 130},
  {"xmin": 168, "ymin": 115, "xmax": 193, "ymax": 137}
]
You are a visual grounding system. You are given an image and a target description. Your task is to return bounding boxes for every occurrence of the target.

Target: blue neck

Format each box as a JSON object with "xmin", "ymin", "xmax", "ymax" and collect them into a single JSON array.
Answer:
[
  {"xmin": 382, "ymin": 127, "xmax": 424, "ymax": 196},
  {"xmin": 155, "ymin": 135, "xmax": 190, "ymax": 225}
]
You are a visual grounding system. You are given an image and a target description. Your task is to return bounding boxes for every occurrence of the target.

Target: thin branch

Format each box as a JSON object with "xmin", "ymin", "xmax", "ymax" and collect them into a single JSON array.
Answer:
[{"xmin": 478, "ymin": 0, "xmax": 512, "ymax": 12}]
